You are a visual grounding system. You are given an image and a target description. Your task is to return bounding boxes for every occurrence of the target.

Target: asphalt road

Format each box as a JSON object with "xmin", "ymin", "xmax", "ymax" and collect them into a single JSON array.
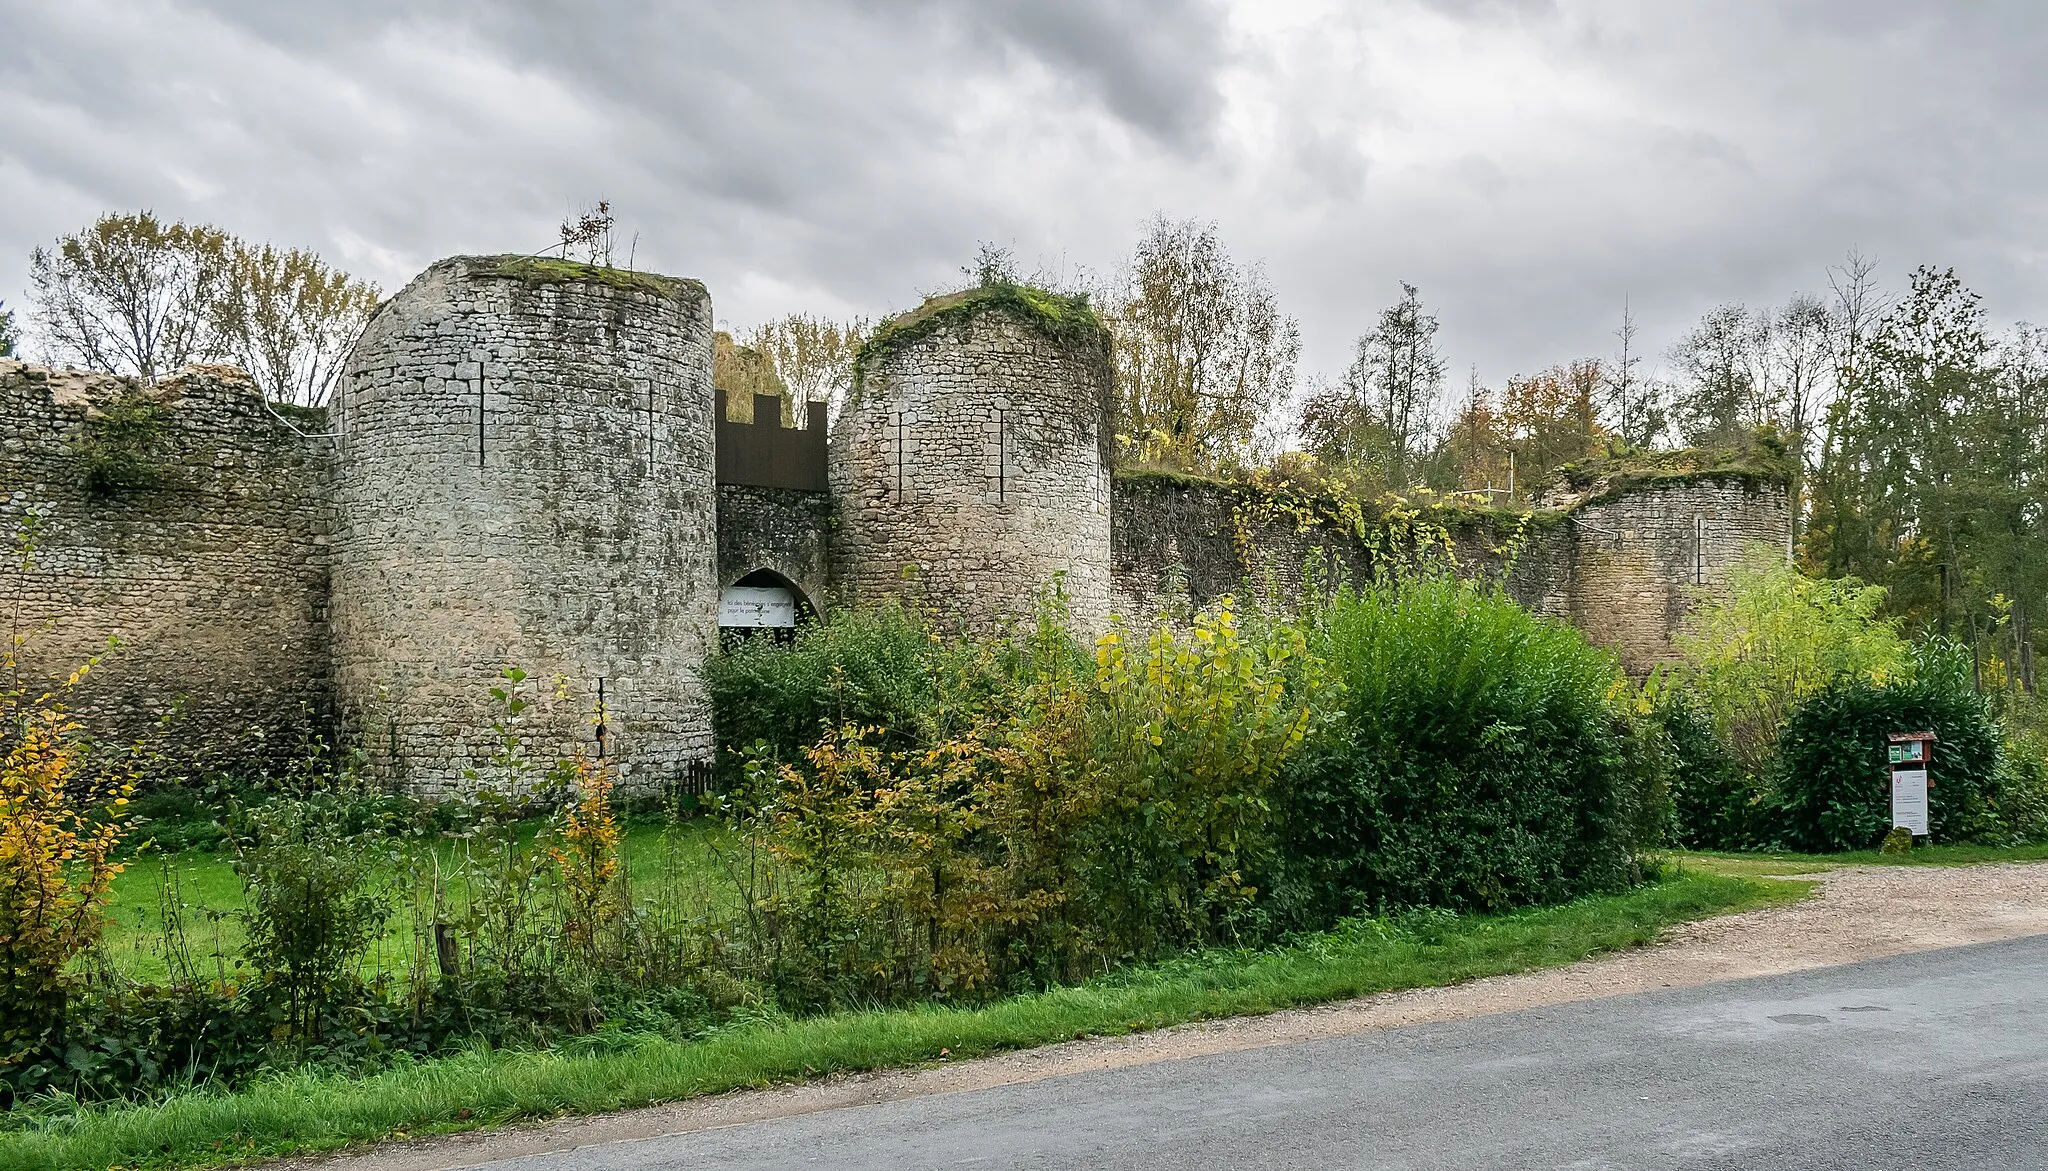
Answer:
[{"xmin": 487, "ymin": 936, "xmax": 2048, "ymax": 1170}]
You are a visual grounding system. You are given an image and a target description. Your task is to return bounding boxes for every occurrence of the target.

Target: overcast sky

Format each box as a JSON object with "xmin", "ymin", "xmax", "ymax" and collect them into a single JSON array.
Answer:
[{"xmin": 4, "ymin": 0, "xmax": 2046, "ymax": 390}]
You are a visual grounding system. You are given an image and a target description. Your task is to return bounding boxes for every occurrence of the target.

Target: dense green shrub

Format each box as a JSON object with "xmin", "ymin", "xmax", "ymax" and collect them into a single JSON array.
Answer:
[
  {"xmin": 1676, "ymin": 549, "xmax": 1911, "ymax": 776},
  {"xmin": 1769, "ymin": 645, "xmax": 2000, "ymax": 852},
  {"xmin": 231, "ymin": 798, "xmax": 393, "ymax": 1041},
  {"xmin": 1994, "ymin": 732, "xmax": 2048, "ymax": 842},
  {"xmin": 704, "ymin": 604, "xmax": 1013, "ymax": 783},
  {"xmin": 1274, "ymin": 575, "xmax": 1638, "ymax": 922},
  {"xmin": 1073, "ymin": 603, "xmax": 1317, "ymax": 955},
  {"xmin": 1661, "ymin": 690, "xmax": 1757, "ymax": 849}
]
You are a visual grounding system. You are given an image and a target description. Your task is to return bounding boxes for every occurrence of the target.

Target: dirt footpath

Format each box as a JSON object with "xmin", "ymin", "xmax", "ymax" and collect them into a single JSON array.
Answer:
[{"xmin": 307, "ymin": 862, "xmax": 2048, "ymax": 1171}]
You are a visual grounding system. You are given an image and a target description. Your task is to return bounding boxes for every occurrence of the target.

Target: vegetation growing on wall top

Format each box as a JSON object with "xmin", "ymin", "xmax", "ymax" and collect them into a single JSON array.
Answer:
[
  {"xmin": 853, "ymin": 281, "xmax": 1107, "ymax": 392},
  {"xmin": 473, "ymin": 255, "xmax": 707, "ymax": 302},
  {"xmin": 1547, "ymin": 432, "xmax": 1797, "ymax": 506},
  {"xmin": 1113, "ymin": 462, "xmax": 1567, "ymax": 537}
]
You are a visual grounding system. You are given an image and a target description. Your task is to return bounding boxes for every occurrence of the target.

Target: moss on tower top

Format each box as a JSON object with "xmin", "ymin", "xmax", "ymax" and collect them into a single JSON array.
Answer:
[
  {"xmin": 465, "ymin": 255, "xmax": 708, "ymax": 303},
  {"xmin": 1545, "ymin": 432, "xmax": 1797, "ymax": 507},
  {"xmin": 853, "ymin": 281, "xmax": 1107, "ymax": 392}
]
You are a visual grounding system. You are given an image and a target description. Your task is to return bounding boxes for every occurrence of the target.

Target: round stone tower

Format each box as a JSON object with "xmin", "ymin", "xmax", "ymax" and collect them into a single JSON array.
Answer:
[
  {"xmin": 830, "ymin": 285, "xmax": 1114, "ymax": 634},
  {"xmin": 332, "ymin": 256, "xmax": 717, "ymax": 796}
]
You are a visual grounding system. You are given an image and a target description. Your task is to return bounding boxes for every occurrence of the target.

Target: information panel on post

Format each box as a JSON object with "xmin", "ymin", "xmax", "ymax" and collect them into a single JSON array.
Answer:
[{"xmin": 1887, "ymin": 731, "xmax": 1937, "ymax": 839}]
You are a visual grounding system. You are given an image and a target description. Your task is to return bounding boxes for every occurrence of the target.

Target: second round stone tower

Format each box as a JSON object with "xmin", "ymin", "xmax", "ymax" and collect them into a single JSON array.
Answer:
[
  {"xmin": 831, "ymin": 284, "xmax": 1114, "ymax": 634},
  {"xmin": 332, "ymin": 256, "xmax": 718, "ymax": 796}
]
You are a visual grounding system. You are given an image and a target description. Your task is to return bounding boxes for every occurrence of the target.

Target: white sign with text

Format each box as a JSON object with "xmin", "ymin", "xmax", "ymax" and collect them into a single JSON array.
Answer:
[
  {"xmin": 718, "ymin": 586, "xmax": 797, "ymax": 628},
  {"xmin": 1892, "ymin": 768, "xmax": 1929, "ymax": 836}
]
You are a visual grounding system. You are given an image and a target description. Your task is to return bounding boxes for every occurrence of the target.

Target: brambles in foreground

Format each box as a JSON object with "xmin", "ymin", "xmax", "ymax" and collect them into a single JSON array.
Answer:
[{"xmin": 231, "ymin": 797, "xmax": 393, "ymax": 1042}]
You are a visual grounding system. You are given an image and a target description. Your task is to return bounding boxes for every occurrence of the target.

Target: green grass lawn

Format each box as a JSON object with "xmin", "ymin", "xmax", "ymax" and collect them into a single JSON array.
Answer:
[
  {"xmin": 95, "ymin": 818, "xmax": 738, "ymax": 984},
  {"xmin": 7, "ymin": 870, "xmax": 1803, "ymax": 1171}
]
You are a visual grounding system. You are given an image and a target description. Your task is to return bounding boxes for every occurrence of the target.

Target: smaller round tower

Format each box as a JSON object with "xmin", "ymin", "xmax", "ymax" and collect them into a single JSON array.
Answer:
[
  {"xmin": 830, "ymin": 285, "xmax": 1114, "ymax": 633},
  {"xmin": 331, "ymin": 256, "xmax": 718, "ymax": 796}
]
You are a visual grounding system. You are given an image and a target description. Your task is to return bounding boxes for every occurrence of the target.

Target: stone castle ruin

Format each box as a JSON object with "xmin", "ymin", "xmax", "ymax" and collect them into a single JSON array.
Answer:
[{"xmin": 0, "ymin": 256, "xmax": 1790, "ymax": 795}]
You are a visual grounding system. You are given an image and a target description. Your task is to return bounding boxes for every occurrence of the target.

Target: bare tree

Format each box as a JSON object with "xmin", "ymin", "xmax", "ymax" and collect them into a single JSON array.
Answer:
[
  {"xmin": 215, "ymin": 244, "xmax": 380, "ymax": 407},
  {"xmin": 1602, "ymin": 298, "xmax": 1665, "ymax": 447},
  {"xmin": 1105, "ymin": 215, "xmax": 1301, "ymax": 469},
  {"xmin": 743, "ymin": 314, "xmax": 871, "ymax": 426},
  {"xmin": 1825, "ymin": 249, "xmax": 1889, "ymax": 386},
  {"xmin": 1348, "ymin": 282, "xmax": 1447, "ymax": 488},
  {"xmin": 29, "ymin": 211, "xmax": 231, "ymax": 380},
  {"xmin": 1768, "ymin": 293, "xmax": 1833, "ymax": 458},
  {"xmin": 1668, "ymin": 303, "xmax": 1766, "ymax": 446},
  {"xmin": 557, "ymin": 200, "xmax": 616, "ymax": 266}
]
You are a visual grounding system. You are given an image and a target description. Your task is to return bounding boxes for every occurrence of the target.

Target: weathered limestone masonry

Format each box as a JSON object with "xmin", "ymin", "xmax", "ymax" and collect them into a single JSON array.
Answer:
[
  {"xmin": 0, "ymin": 257, "xmax": 1792, "ymax": 795},
  {"xmin": 0, "ymin": 359, "xmax": 331, "ymax": 768},
  {"xmin": 1108, "ymin": 469, "xmax": 1789, "ymax": 675},
  {"xmin": 830, "ymin": 298, "xmax": 1115, "ymax": 633},
  {"xmin": 1564, "ymin": 475, "xmax": 1791, "ymax": 673},
  {"xmin": 332, "ymin": 257, "xmax": 718, "ymax": 796},
  {"xmin": 716, "ymin": 484, "xmax": 831, "ymax": 615}
]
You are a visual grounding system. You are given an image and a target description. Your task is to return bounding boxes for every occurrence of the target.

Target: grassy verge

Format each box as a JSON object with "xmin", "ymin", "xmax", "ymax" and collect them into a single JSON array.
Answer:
[
  {"xmin": 4, "ymin": 872, "xmax": 1801, "ymax": 1171},
  {"xmin": 1675, "ymin": 840, "xmax": 2048, "ymax": 875}
]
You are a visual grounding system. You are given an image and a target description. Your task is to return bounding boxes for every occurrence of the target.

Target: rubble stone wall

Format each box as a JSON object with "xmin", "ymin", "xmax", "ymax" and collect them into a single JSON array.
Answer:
[
  {"xmin": 716, "ymin": 483, "xmax": 831, "ymax": 613},
  {"xmin": 1107, "ymin": 470, "xmax": 1789, "ymax": 673},
  {"xmin": 0, "ymin": 360, "xmax": 333, "ymax": 771},
  {"xmin": 1565, "ymin": 475, "xmax": 1792, "ymax": 674}
]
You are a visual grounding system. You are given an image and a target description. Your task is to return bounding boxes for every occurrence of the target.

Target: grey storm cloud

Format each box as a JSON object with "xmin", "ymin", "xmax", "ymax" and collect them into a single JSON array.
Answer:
[{"xmin": 2, "ymin": 0, "xmax": 2047, "ymax": 392}]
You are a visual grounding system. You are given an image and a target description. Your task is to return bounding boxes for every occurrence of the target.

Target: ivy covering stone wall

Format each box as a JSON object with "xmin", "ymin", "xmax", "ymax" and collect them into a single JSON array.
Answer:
[{"xmin": 1108, "ymin": 467, "xmax": 1789, "ymax": 674}]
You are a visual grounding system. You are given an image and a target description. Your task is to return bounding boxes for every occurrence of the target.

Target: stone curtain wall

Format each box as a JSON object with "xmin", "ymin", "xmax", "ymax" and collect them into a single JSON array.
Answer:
[
  {"xmin": 1109, "ymin": 472, "xmax": 1572, "ymax": 623},
  {"xmin": 716, "ymin": 483, "xmax": 831, "ymax": 613},
  {"xmin": 332, "ymin": 257, "xmax": 719, "ymax": 796},
  {"xmin": 1109, "ymin": 470, "xmax": 1788, "ymax": 672},
  {"xmin": 0, "ymin": 360, "xmax": 333, "ymax": 771},
  {"xmin": 1566, "ymin": 476, "xmax": 1792, "ymax": 674},
  {"xmin": 0, "ymin": 255, "xmax": 1791, "ymax": 796},
  {"xmin": 830, "ymin": 309, "xmax": 1114, "ymax": 634}
]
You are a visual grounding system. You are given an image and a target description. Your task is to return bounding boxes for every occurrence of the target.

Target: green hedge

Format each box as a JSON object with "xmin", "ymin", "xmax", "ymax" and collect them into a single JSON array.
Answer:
[
  {"xmin": 1770, "ymin": 663, "xmax": 2000, "ymax": 852},
  {"xmin": 1664, "ymin": 694, "xmax": 1758, "ymax": 849},
  {"xmin": 1273, "ymin": 576, "xmax": 1640, "ymax": 921}
]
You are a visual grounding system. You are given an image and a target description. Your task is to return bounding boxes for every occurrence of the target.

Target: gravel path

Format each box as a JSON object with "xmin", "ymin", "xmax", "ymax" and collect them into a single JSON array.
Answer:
[{"xmin": 301, "ymin": 861, "xmax": 2048, "ymax": 1171}]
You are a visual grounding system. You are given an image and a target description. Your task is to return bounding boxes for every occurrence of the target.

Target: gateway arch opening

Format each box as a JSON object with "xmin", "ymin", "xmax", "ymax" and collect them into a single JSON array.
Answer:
[{"xmin": 718, "ymin": 569, "xmax": 814, "ymax": 645}]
